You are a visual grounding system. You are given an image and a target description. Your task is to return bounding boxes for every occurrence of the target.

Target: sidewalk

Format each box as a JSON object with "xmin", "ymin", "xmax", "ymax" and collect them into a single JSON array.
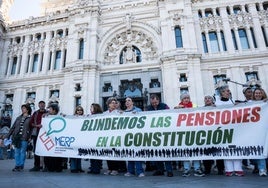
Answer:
[{"xmin": 0, "ymin": 158, "xmax": 267, "ymax": 188}]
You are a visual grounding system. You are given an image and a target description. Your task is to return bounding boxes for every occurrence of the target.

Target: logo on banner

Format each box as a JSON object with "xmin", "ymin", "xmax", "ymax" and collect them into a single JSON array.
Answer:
[{"xmin": 39, "ymin": 117, "xmax": 72, "ymax": 151}]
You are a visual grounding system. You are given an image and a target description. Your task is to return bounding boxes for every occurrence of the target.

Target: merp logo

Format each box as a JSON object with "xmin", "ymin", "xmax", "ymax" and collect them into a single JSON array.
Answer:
[
  {"xmin": 55, "ymin": 136, "xmax": 75, "ymax": 147},
  {"xmin": 47, "ymin": 117, "xmax": 66, "ymax": 136}
]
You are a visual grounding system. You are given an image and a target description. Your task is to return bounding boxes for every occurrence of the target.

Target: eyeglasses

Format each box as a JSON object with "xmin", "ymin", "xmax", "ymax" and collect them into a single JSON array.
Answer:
[{"xmin": 77, "ymin": 109, "xmax": 83, "ymax": 111}]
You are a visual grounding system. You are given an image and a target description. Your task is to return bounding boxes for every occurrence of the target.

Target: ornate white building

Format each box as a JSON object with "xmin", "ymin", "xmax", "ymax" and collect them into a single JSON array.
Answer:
[{"xmin": 0, "ymin": 0, "xmax": 268, "ymax": 122}]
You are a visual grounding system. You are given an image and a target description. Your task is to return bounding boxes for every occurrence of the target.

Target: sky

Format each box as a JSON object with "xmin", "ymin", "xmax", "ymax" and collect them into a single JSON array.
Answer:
[{"xmin": 9, "ymin": 0, "xmax": 42, "ymax": 21}]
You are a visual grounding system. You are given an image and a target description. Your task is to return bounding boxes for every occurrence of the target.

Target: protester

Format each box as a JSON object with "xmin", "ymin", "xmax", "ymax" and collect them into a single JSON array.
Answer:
[
  {"xmin": 70, "ymin": 106, "xmax": 85, "ymax": 173},
  {"xmin": 6, "ymin": 104, "xmax": 32, "ymax": 172},
  {"xmin": 215, "ymin": 85, "xmax": 244, "ymax": 177},
  {"xmin": 147, "ymin": 94, "xmax": 173, "ymax": 177},
  {"xmin": 202, "ymin": 95, "xmax": 216, "ymax": 175},
  {"xmin": 123, "ymin": 97, "xmax": 145, "ymax": 177},
  {"xmin": 103, "ymin": 97, "xmax": 126, "ymax": 176},
  {"xmin": 43, "ymin": 103, "xmax": 64, "ymax": 172},
  {"xmin": 175, "ymin": 93, "xmax": 205, "ymax": 177},
  {"xmin": 87, "ymin": 103, "xmax": 103, "ymax": 174},
  {"xmin": 29, "ymin": 101, "xmax": 47, "ymax": 172},
  {"xmin": 252, "ymin": 88, "xmax": 267, "ymax": 177}
]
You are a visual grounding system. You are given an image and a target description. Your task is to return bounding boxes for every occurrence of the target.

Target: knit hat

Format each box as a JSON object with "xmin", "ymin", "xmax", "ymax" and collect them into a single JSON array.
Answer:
[{"xmin": 180, "ymin": 93, "xmax": 190, "ymax": 100}]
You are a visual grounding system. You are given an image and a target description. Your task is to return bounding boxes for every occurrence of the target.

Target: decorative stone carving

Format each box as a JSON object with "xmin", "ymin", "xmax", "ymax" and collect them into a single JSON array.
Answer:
[
  {"xmin": 199, "ymin": 14, "xmax": 223, "ymax": 31},
  {"xmin": 103, "ymin": 30, "xmax": 157, "ymax": 65},
  {"xmin": 122, "ymin": 44, "xmax": 137, "ymax": 64},
  {"xmin": 258, "ymin": 10, "xmax": 268, "ymax": 25},
  {"xmin": 228, "ymin": 11, "xmax": 253, "ymax": 28}
]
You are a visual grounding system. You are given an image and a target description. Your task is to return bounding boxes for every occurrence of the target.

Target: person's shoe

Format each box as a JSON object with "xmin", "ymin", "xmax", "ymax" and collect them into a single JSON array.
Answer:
[
  {"xmin": 104, "ymin": 170, "xmax": 111, "ymax": 175},
  {"xmin": 12, "ymin": 166, "xmax": 21, "ymax": 172},
  {"xmin": 225, "ymin": 171, "xmax": 233, "ymax": 177},
  {"xmin": 87, "ymin": 170, "xmax": 100, "ymax": 174},
  {"xmin": 29, "ymin": 167, "xmax": 40, "ymax": 172},
  {"xmin": 42, "ymin": 167, "xmax": 48, "ymax": 172},
  {"xmin": 182, "ymin": 169, "xmax": 190, "ymax": 177},
  {"xmin": 167, "ymin": 172, "xmax": 173, "ymax": 177},
  {"xmin": 218, "ymin": 170, "xmax": 224, "ymax": 175},
  {"xmin": 78, "ymin": 169, "xmax": 85, "ymax": 173},
  {"xmin": 259, "ymin": 169, "xmax": 267, "ymax": 177},
  {"xmin": 194, "ymin": 169, "xmax": 205, "ymax": 177},
  {"xmin": 110, "ymin": 170, "xmax": 119, "ymax": 176},
  {"xmin": 138, "ymin": 173, "xmax": 145, "ymax": 177},
  {"xmin": 71, "ymin": 170, "xmax": 78, "ymax": 173},
  {"xmin": 235, "ymin": 171, "xmax": 244, "ymax": 176},
  {"xmin": 152, "ymin": 170, "xmax": 164, "ymax": 176},
  {"xmin": 124, "ymin": 172, "xmax": 134, "ymax": 177}
]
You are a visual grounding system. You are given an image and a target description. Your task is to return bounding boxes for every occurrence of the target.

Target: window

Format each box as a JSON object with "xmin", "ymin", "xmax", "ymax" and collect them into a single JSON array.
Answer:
[
  {"xmin": 209, "ymin": 31, "xmax": 220, "ymax": 53},
  {"xmin": 27, "ymin": 92, "xmax": 36, "ymax": 100},
  {"xmin": 213, "ymin": 74, "xmax": 226, "ymax": 84},
  {"xmin": 179, "ymin": 73, "xmax": 187, "ymax": 82},
  {"xmin": 198, "ymin": 10, "xmax": 202, "ymax": 18},
  {"xmin": 220, "ymin": 31, "xmax": 227, "ymax": 51},
  {"xmin": 261, "ymin": 26, "xmax": 268, "ymax": 47},
  {"xmin": 40, "ymin": 53, "xmax": 43, "ymax": 71},
  {"xmin": 32, "ymin": 54, "xmax": 39, "ymax": 73},
  {"xmin": 5, "ymin": 58, "xmax": 9, "ymax": 75},
  {"xmin": 26, "ymin": 55, "xmax": 30, "ymax": 73},
  {"xmin": 36, "ymin": 33, "xmax": 41, "ymax": 41},
  {"xmin": 205, "ymin": 9, "xmax": 213, "ymax": 17},
  {"xmin": 149, "ymin": 79, "xmax": 160, "ymax": 88},
  {"xmin": 57, "ymin": 30, "xmax": 63, "ymax": 37},
  {"xmin": 245, "ymin": 72, "xmax": 259, "ymax": 81},
  {"xmin": 78, "ymin": 39, "xmax": 84, "ymax": 59},
  {"xmin": 75, "ymin": 96, "xmax": 81, "ymax": 107},
  {"xmin": 103, "ymin": 83, "xmax": 112, "ymax": 92},
  {"xmin": 263, "ymin": 2, "xmax": 268, "ymax": 10},
  {"xmin": 48, "ymin": 52, "xmax": 52, "ymax": 70},
  {"xmin": 238, "ymin": 29, "xmax": 250, "ymax": 49},
  {"xmin": 175, "ymin": 26, "xmax": 183, "ymax": 48},
  {"xmin": 63, "ymin": 49, "xmax": 67, "ymax": 68},
  {"xmin": 15, "ymin": 37, "xmax": 21, "ymax": 44},
  {"xmin": 231, "ymin": 30, "xmax": 238, "ymax": 50},
  {"xmin": 202, "ymin": 33, "xmax": 208, "ymax": 53},
  {"xmin": 180, "ymin": 87, "xmax": 189, "ymax": 95},
  {"xmin": 250, "ymin": 28, "xmax": 257, "ymax": 48},
  {"xmin": 75, "ymin": 83, "xmax": 81, "ymax": 91},
  {"xmin": 54, "ymin": 50, "xmax": 61, "ymax": 70},
  {"xmin": 233, "ymin": 6, "xmax": 241, "ymax": 14},
  {"xmin": 50, "ymin": 90, "xmax": 60, "ymax": 98},
  {"xmin": 11, "ymin": 57, "xmax": 17, "ymax": 75}
]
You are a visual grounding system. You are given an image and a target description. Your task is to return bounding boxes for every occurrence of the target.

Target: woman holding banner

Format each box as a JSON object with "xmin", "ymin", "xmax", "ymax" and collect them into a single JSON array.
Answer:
[
  {"xmin": 175, "ymin": 93, "xmax": 205, "ymax": 177},
  {"xmin": 215, "ymin": 85, "xmax": 244, "ymax": 177},
  {"xmin": 70, "ymin": 106, "xmax": 85, "ymax": 173},
  {"xmin": 87, "ymin": 103, "xmax": 103, "ymax": 174},
  {"xmin": 252, "ymin": 88, "xmax": 267, "ymax": 177},
  {"xmin": 103, "ymin": 97, "xmax": 126, "ymax": 176},
  {"xmin": 124, "ymin": 97, "xmax": 145, "ymax": 177}
]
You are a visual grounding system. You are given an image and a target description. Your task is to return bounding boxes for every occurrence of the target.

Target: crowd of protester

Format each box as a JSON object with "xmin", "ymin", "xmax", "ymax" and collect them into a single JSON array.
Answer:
[{"xmin": 1, "ymin": 84, "xmax": 267, "ymax": 178}]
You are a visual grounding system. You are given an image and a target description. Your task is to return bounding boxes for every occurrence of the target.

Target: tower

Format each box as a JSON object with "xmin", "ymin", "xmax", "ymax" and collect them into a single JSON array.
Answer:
[
  {"xmin": 41, "ymin": 0, "xmax": 74, "ymax": 15},
  {"xmin": 0, "ymin": 0, "xmax": 13, "ymax": 22}
]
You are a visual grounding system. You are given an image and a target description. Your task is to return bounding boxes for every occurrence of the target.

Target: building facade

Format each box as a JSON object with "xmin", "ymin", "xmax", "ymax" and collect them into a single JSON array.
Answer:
[{"xmin": 0, "ymin": 0, "xmax": 268, "ymax": 123}]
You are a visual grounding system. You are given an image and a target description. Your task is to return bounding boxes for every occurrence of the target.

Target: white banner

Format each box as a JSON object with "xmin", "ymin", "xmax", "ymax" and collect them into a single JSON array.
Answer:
[{"xmin": 36, "ymin": 102, "xmax": 268, "ymax": 161}]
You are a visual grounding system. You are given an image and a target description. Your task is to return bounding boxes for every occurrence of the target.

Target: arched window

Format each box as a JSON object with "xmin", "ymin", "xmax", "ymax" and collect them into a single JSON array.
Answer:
[{"xmin": 119, "ymin": 45, "xmax": 142, "ymax": 64}]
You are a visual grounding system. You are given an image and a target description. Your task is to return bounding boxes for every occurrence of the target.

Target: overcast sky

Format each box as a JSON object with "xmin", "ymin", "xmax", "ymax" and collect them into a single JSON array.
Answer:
[{"xmin": 9, "ymin": 0, "xmax": 42, "ymax": 21}]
